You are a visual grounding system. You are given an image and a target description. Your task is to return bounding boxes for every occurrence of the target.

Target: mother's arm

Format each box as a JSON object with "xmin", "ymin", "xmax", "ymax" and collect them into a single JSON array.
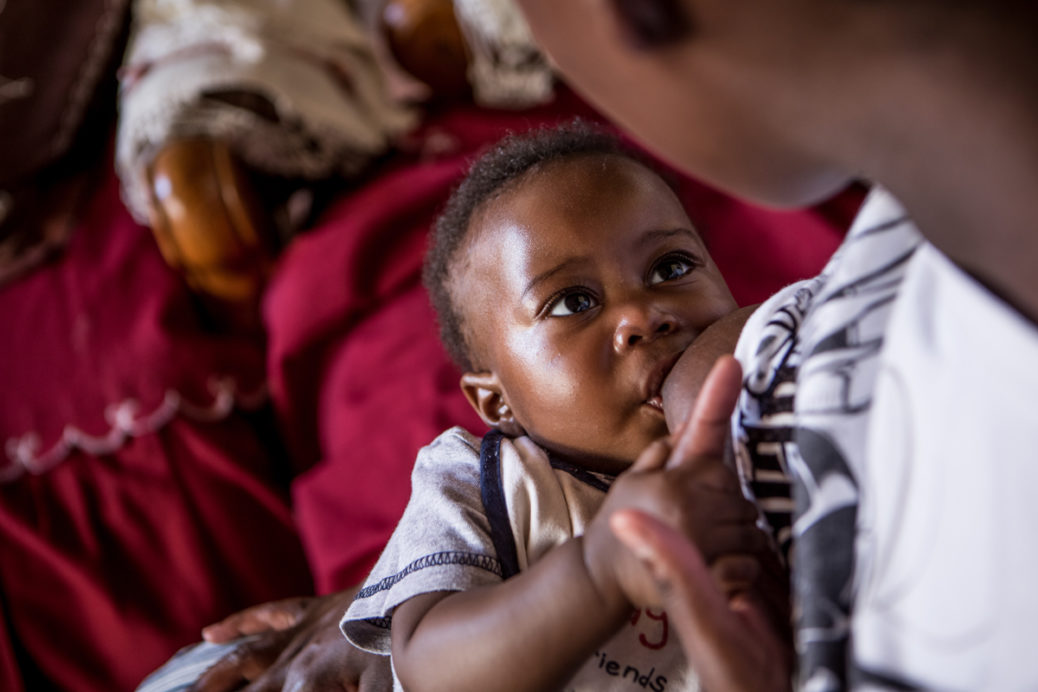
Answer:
[{"xmin": 190, "ymin": 589, "xmax": 391, "ymax": 692}]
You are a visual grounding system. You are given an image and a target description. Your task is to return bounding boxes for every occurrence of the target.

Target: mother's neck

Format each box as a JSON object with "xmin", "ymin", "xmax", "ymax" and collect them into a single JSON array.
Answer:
[{"xmin": 835, "ymin": 7, "xmax": 1038, "ymax": 323}]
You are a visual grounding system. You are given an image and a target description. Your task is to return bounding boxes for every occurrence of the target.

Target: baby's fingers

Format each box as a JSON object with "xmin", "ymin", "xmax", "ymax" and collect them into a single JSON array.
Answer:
[
  {"xmin": 609, "ymin": 510, "xmax": 735, "ymax": 655},
  {"xmin": 629, "ymin": 437, "xmax": 673, "ymax": 473},
  {"xmin": 697, "ymin": 523, "xmax": 770, "ymax": 562}
]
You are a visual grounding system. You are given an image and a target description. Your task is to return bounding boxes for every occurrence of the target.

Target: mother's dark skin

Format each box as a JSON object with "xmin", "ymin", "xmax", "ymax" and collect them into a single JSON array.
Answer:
[
  {"xmin": 190, "ymin": 589, "xmax": 390, "ymax": 692},
  {"xmin": 660, "ymin": 305, "xmax": 757, "ymax": 434}
]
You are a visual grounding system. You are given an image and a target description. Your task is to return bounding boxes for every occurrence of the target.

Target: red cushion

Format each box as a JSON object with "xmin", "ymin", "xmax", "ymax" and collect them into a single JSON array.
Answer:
[{"xmin": 0, "ymin": 88, "xmax": 856, "ymax": 690}]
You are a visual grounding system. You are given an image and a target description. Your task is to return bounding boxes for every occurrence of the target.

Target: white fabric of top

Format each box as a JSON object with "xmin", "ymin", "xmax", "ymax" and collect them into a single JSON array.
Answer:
[
  {"xmin": 853, "ymin": 241, "xmax": 1038, "ymax": 690},
  {"xmin": 732, "ymin": 187, "xmax": 923, "ymax": 690},
  {"xmin": 734, "ymin": 187, "xmax": 1038, "ymax": 690}
]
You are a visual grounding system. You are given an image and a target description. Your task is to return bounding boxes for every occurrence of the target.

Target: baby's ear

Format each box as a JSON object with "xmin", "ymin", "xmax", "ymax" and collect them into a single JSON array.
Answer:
[{"xmin": 460, "ymin": 372, "xmax": 523, "ymax": 436}]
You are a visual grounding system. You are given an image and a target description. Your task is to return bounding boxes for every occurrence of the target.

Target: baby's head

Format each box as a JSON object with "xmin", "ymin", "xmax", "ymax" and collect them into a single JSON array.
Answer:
[{"xmin": 425, "ymin": 122, "xmax": 737, "ymax": 473}]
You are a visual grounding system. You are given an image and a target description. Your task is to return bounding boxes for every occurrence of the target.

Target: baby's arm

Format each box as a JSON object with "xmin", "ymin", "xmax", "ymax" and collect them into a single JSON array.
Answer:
[
  {"xmin": 391, "ymin": 435, "xmax": 765, "ymax": 692},
  {"xmin": 391, "ymin": 536, "xmax": 629, "ymax": 692}
]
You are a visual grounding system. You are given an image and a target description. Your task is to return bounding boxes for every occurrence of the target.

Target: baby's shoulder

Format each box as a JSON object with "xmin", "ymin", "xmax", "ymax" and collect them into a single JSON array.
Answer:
[
  {"xmin": 421, "ymin": 426, "xmax": 483, "ymax": 460},
  {"xmin": 410, "ymin": 426, "xmax": 486, "ymax": 490}
]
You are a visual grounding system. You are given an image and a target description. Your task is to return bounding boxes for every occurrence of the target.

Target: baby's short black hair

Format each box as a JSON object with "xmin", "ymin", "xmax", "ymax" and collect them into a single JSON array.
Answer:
[{"xmin": 424, "ymin": 119, "xmax": 651, "ymax": 372}]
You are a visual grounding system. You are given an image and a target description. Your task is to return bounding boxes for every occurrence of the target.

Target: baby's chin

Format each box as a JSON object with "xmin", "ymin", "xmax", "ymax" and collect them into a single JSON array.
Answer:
[
  {"xmin": 527, "ymin": 410, "xmax": 672, "ymax": 477},
  {"xmin": 542, "ymin": 443, "xmax": 632, "ymax": 476}
]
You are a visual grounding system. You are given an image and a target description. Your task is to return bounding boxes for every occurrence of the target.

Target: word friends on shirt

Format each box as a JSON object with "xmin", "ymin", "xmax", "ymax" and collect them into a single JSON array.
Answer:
[
  {"xmin": 581, "ymin": 608, "xmax": 672, "ymax": 691},
  {"xmin": 590, "ymin": 649, "xmax": 669, "ymax": 691}
]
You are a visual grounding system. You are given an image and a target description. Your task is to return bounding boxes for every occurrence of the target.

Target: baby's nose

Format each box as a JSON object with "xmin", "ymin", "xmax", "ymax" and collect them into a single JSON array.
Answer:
[{"xmin": 613, "ymin": 310, "xmax": 675, "ymax": 352}]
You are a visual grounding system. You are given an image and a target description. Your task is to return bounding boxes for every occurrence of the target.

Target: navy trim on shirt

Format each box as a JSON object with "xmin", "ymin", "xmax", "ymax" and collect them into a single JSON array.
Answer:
[
  {"xmin": 548, "ymin": 458, "xmax": 614, "ymax": 493},
  {"xmin": 353, "ymin": 550, "xmax": 503, "ymax": 600},
  {"xmin": 480, "ymin": 430, "xmax": 522, "ymax": 580},
  {"xmin": 479, "ymin": 431, "xmax": 617, "ymax": 580}
]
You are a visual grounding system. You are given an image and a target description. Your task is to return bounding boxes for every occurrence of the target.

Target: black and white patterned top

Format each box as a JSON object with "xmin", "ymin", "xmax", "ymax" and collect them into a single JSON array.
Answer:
[{"xmin": 733, "ymin": 187, "xmax": 922, "ymax": 691}]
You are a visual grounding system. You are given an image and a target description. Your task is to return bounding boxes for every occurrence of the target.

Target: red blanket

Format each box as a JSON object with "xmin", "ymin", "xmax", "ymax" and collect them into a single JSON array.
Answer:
[{"xmin": 0, "ymin": 90, "xmax": 856, "ymax": 690}]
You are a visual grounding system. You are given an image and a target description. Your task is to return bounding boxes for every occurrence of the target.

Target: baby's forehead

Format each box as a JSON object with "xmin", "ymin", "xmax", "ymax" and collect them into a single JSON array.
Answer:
[
  {"xmin": 448, "ymin": 150, "xmax": 698, "ymax": 309},
  {"xmin": 452, "ymin": 158, "xmax": 704, "ymax": 301},
  {"xmin": 481, "ymin": 157, "xmax": 693, "ymax": 250},
  {"xmin": 471, "ymin": 153, "xmax": 674, "ymax": 234},
  {"xmin": 514, "ymin": 151, "xmax": 660, "ymax": 197}
]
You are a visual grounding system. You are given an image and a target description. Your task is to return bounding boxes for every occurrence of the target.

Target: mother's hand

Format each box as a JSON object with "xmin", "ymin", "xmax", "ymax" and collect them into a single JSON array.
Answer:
[
  {"xmin": 190, "ymin": 590, "xmax": 391, "ymax": 692},
  {"xmin": 611, "ymin": 508, "xmax": 791, "ymax": 692},
  {"xmin": 612, "ymin": 356, "xmax": 792, "ymax": 692}
]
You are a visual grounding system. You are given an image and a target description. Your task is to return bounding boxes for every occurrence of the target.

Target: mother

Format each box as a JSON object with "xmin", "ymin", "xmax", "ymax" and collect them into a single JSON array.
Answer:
[{"xmin": 514, "ymin": 0, "xmax": 1038, "ymax": 690}]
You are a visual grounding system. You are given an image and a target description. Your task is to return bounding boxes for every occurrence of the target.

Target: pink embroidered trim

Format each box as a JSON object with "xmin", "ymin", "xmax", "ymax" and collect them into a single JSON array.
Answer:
[{"xmin": 2, "ymin": 376, "xmax": 267, "ymax": 482}]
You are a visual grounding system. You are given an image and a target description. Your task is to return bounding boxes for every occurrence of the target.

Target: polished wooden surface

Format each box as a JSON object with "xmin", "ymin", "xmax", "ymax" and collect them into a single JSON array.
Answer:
[
  {"xmin": 143, "ymin": 0, "xmax": 468, "ymax": 331},
  {"xmin": 146, "ymin": 138, "xmax": 277, "ymax": 331},
  {"xmin": 381, "ymin": 0, "xmax": 470, "ymax": 99}
]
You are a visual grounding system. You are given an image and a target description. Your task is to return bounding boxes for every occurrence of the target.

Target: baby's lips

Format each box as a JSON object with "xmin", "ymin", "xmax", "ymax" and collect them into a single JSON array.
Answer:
[{"xmin": 645, "ymin": 351, "xmax": 684, "ymax": 403}]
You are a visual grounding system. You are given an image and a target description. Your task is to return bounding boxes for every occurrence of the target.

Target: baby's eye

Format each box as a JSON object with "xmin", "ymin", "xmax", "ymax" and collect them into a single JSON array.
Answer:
[
  {"xmin": 649, "ymin": 255, "xmax": 696, "ymax": 284},
  {"xmin": 548, "ymin": 290, "xmax": 598, "ymax": 316}
]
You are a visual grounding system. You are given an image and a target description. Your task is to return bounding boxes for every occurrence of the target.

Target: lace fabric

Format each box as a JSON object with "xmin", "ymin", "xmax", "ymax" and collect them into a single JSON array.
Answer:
[
  {"xmin": 452, "ymin": 0, "xmax": 555, "ymax": 109},
  {"xmin": 115, "ymin": 0, "xmax": 417, "ymax": 223}
]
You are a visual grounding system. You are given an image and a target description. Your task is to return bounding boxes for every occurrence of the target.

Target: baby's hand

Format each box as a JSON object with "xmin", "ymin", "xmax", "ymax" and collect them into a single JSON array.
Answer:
[{"xmin": 583, "ymin": 356, "xmax": 767, "ymax": 609}]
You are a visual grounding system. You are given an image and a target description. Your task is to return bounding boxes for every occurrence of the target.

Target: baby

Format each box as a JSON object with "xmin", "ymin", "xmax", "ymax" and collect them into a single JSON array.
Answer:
[{"xmin": 341, "ymin": 122, "xmax": 777, "ymax": 691}]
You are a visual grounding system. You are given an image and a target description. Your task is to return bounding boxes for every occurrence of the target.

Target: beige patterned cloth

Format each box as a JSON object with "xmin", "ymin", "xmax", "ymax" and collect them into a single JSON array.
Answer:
[
  {"xmin": 116, "ymin": 0, "xmax": 417, "ymax": 223},
  {"xmin": 452, "ymin": 0, "xmax": 554, "ymax": 108}
]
